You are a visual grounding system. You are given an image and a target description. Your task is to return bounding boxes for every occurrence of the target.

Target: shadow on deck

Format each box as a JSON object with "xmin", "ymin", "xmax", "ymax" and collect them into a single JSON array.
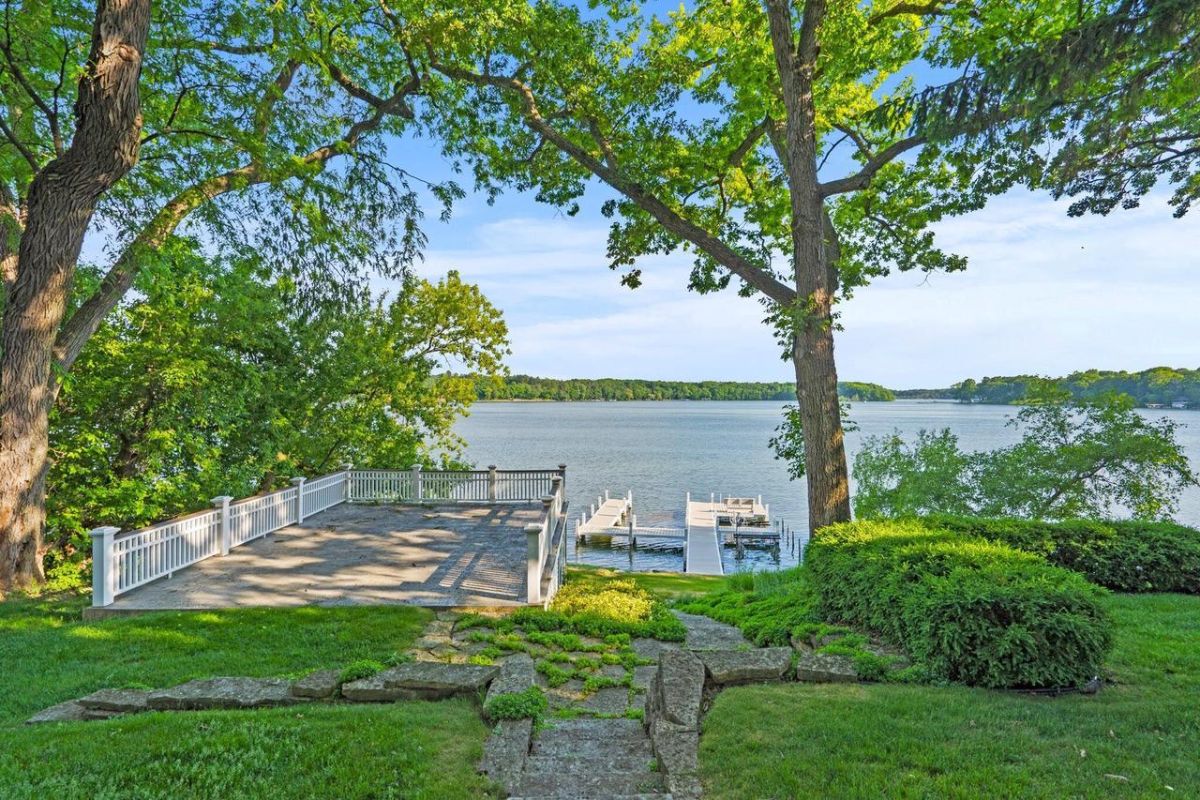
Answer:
[{"xmin": 87, "ymin": 503, "xmax": 543, "ymax": 616}]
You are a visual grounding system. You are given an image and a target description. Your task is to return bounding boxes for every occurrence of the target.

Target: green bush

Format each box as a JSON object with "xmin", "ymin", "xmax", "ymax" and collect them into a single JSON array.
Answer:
[
  {"xmin": 675, "ymin": 567, "xmax": 820, "ymax": 646},
  {"xmin": 509, "ymin": 577, "xmax": 687, "ymax": 642},
  {"xmin": 339, "ymin": 659, "xmax": 385, "ymax": 683},
  {"xmin": 924, "ymin": 514, "xmax": 1200, "ymax": 593},
  {"xmin": 806, "ymin": 520, "xmax": 1113, "ymax": 689},
  {"xmin": 483, "ymin": 686, "xmax": 548, "ymax": 721}
]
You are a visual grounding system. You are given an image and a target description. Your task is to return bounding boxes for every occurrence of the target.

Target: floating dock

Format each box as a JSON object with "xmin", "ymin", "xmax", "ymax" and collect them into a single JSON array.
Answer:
[{"xmin": 575, "ymin": 490, "xmax": 786, "ymax": 576}]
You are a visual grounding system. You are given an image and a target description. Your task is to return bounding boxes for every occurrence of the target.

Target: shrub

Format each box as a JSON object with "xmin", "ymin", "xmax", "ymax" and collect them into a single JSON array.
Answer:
[
  {"xmin": 675, "ymin": 567, "xmax": 820, "ymax": 646},
  {"xmin": 508, "ymin": 577, "xmax": 688, "ymax": 642},
  {"xmin": 806, "ymin": 520, "xmax": 1113, "ymax": 689},
  {"xmin": 339, "ymin": 659, "xmax": 385, "ymax": 683},
  {"xmin": 924, "ymin": 514, "xmax": 1200, "ymax": 593},
  {"xmin": 484, "ymin": 686, "xmax": 548, "ymax": 721}
]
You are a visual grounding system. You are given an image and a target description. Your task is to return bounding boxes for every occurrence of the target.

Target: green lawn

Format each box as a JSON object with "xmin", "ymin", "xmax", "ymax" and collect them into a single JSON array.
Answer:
[
  {"xmin": 0, "ymin": 592, "xmax": 497, "ymax": 799},
  {"xmin": 699, "ymin": 592, "xmax": 1200, "ymax": 799},
  {"xmin": 565, "ymin": 564, "xmax": 728, "ymax": 599}
]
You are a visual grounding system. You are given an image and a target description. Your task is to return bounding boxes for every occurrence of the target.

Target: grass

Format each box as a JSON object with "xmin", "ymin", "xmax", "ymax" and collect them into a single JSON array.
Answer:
[
  {"xmin": 0, "ymin": 591, "xmax": 497, "ymax": 799},
  {"xmin": 698, "ymin": 592, "xmax": 1200, "ymax": 799},
  {"xmin": 565, "ymin": 564, "xmax": 727, "ymax": 599}
]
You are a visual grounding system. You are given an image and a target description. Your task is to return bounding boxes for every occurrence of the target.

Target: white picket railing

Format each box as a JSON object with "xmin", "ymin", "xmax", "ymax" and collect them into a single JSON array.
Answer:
[
  {"xmin": 526, "ymin": 475, "xmax": 568, "ymax": 606},
  {"xmin": 90, "ymin": 464, "xmax": 567, "ymax": 608}
]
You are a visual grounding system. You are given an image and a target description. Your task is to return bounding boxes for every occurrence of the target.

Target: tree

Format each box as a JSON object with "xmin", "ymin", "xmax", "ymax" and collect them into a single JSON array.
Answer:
[
  {"xmin": 853, "ymin": 393, "xmax": 1198, "ymax": 521},
  {"xmin": 409, "ymin": 0, "xmax": 1078, "ymax": 533},
  {"xmin": 47, "ymin": 245, "xmax": 508, "ymax": 578},
  {"xmin": 1, "ymin": 0, "xmax": 447, "ymax": 590},
  {"xmin": 891, "ymin": 0, "xmax": 1200, "ymax": 216},
  {"xmin": 0, "ymin": 0, "xmax": 150, "ymax": 591}
]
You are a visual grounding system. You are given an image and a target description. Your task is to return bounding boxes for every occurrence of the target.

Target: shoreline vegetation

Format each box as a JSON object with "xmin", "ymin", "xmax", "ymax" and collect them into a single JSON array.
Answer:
[
  {"xmin": 475, "ymin": 367, "xmax": 1200, "ymax": 410},
  {"xmin": 476, "ymin": 376, "xmax": 895, "ymax": 402}
]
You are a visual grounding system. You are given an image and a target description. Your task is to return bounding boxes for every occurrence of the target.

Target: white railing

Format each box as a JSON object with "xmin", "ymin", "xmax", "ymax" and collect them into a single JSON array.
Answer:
[
  {"xmin": 526, "ymin": 474, "xmax": 568, "ymax": 606},
  {"xmin": 90, "ymin": 464, "xmax": 566, "ymax": 607}
]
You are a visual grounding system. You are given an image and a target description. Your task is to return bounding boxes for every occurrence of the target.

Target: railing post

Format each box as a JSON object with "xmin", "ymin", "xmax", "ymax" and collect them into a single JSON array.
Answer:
[
  {"xmin": 488, "ymin": 465, "xmax": 498, "ymax": 502},
  {"xmin": 342, "ymin": 463, "xmax": 353, "ymax": 502},
  {"xmin": 411, "ymin": 464, "xmax": 423, "ymax": 502},
  {"xmin": 211, "ymin": 495, "xmax": 232, "ymax": 555},
  {"xmin": 550, "ymin": 475, "xmax": 563, "ymax": 508},
  {"xmin": 89, "ymin": 526, "xmax": 120, "ymax": 607},
  {"xmin": 525, "ymin": 523, "xmax": 543, "ymax": 604},
  {"xmin": 291, "ymin": 477, "xmax": 307, "ymax": 523},
  {"xmin": 558, "ymin": 463, "xmax": 567, "ymax": 498}
]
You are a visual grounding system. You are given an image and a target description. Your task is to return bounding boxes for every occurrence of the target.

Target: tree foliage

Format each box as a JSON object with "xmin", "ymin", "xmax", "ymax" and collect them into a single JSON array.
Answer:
[
  {"xmin": 884, "ymin": 0, "xmax": 1200, "ymax": 217},
  {"xmin": 46, "ymin": 244, "xmax": 507, "ymax": 568},
  {"xmin": 854, "ymin": 393, "xmax": 1198, "ymax": 521},
  {"xmin": 477, "ymin": 376, "xmax": 894, "ymax": 402},
  {"xmin": 900, "ymin": 367, "xmax": 1200, "ymax": 408}
]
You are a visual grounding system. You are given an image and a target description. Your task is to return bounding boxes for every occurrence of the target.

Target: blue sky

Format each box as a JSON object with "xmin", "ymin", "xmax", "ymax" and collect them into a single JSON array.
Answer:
[{"xmin": 394, "ymin": 129, "xmax": 1199, "ymax": 389}]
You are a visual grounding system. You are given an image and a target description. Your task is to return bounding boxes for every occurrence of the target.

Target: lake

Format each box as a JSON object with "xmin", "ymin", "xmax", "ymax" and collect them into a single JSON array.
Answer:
[{"xmin": 455, "ymin": 400, "xmax": 1200, "ymax": 574}]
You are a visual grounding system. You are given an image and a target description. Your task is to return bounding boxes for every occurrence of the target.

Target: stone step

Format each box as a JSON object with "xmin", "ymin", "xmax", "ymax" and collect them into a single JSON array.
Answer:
[
  {"xmin": 522, "ymin": 752, "xmax": 660, "ymax": 775},
  {"xmin": 530, "ymin": 718, "xmax": 651, "ymax": 759},
  {"xmin": 511, "ymin": 794, "xmax": 672, "ymax": 800},
  {"xmin": 512, "ymin": 768, "xmax": 668, "ymax": 798}
]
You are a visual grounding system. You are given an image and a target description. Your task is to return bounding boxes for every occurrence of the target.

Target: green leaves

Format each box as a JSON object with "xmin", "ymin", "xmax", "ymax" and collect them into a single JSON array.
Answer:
[
  {"xmin": 852, "ymin": 392, "xmax": 1199, "ymax": 521},
  {"xmin": 45, "ymin": 243, "xmax": 508, "ymax": 561}
]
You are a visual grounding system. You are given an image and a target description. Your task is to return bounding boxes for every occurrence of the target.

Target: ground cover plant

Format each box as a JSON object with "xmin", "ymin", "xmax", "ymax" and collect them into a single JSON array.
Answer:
[
  {"xmin": 0, "ymin": 592, "xmax": 496, "ymax": 799},
  {"xmin": 806, "ymin": 520, "xmax": 1113, "ymax": 688},
  {"xmin": 923, "ymin": 514, "xmax": 1200, "ymax": 594},
  {"xmin": 698, "ymin": 592, "xmax": 1200, "ymax": 799}
]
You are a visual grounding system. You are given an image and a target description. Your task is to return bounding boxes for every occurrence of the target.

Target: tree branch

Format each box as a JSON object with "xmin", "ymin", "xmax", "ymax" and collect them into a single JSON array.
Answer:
[
  {"xmin": 818, "ymin": 134, "xmax": 924, "ymax": 197},
  {"xmin": 429, "ymin": 57, "xmax": 797, "ymax": 306}
]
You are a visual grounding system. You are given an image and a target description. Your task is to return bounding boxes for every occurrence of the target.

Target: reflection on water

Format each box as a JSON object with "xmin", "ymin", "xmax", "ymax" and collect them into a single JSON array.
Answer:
[{"xmin": 456, "ymin": 400, "xmax": 1200, "ymax": 575}]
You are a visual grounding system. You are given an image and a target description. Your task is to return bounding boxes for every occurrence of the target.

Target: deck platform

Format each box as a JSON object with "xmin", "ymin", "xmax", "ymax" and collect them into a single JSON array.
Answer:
[{"xmin": 92, "ymin": 503, "xmax": 544, "ymax": 614}]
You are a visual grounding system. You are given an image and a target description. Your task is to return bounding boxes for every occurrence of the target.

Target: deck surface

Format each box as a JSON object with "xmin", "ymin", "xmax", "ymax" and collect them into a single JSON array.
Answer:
[{"xmin": 101, "ymin": 503, "xmax": 543, "ymax": 611}]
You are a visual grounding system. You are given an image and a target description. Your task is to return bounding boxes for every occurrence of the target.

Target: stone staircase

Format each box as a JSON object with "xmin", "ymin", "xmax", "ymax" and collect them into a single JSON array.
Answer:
[{"xmin": 509, "ymin": 717, "xmax": 670, "ymax": 800}]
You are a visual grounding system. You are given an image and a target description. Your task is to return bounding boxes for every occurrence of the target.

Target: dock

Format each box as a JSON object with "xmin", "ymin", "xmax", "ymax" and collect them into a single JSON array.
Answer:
[
  {"xmin": 574, "ymin": 490, "xmax": 784, "ymax": 576},
  {"xmin": 575, "ymin": 490, "xmax": 633, "ymax": 539}
]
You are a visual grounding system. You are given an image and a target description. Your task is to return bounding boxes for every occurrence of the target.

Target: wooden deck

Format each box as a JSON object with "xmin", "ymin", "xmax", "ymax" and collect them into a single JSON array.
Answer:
[{"xmin": 89, "ymin": 503, "xmax": 544, "ymax": 614}]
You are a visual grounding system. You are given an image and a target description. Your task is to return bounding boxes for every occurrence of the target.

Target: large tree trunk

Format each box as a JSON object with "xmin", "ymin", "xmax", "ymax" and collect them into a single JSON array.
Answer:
[
  {"xmin": 766, "ymin": 0, "xmax": 852, "ymax": 533},
  {"xmin": 0, "ymin": 0, "xmax": 150, "ymax": 594}
]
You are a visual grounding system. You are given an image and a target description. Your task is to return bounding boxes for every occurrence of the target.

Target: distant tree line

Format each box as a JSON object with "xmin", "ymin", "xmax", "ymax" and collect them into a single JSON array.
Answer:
[
  {"xmin": 897, "ymin": 368, "xmax": 1200, "ymax": 408},
  {"xmin": 476, "ymin": 376, "xmax": 895, "ymax": 402}
]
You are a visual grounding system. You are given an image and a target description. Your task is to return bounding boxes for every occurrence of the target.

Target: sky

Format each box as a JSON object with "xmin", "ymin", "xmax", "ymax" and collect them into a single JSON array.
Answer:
[{"xmin": 400, "ymin": 136, "xmax": 1200, "ymax": 389}]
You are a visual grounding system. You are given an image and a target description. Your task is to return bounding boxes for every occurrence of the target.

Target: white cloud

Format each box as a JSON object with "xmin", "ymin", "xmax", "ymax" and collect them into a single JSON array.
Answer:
[{"xmin": 413, "ymin": 189, "xmax": 1200, "ymax": 387}]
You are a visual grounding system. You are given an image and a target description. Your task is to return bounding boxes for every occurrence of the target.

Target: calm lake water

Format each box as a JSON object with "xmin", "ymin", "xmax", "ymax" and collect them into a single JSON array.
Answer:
[{"xmin": 455, "ymin": 400, "xmax": 1200, "ymax": 574}]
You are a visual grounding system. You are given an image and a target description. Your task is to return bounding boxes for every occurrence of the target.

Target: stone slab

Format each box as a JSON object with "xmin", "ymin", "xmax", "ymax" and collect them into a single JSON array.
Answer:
[
  {"xmin": 78, "ymin": 688, "xmax": 152, "ymax": 713},
  {"xmin": 479, "ymin": 718, "xmax": 533, "ymax": 796},
  {"xmin": 341, "ymin": 675, "xmax": 409, "ymax": 702},
  {"xmin": 646, "ymin": 649, "xmax": 705, "ymax": 731},
  {"xmin": 580, "ymin": 686, "xmax": 631, "ymax": 715},
  {"xmin": 291, "ymin": 669, "xmax": 342, "ymax": 699},
  {"xmin": 484, "ymin": 653, "xmax": 536, "ymax": 709},
  {"xmin": 672, "ymin": 611, "xmax": 751, "ymax": 650},
  {"xmin": 632, "ymin": 638, "xmax": 680, "ymax": 662},
  {"xmin": 699, "ymin": 647, "xmax": 792, "ymax": 685},
  {"xmin": 795, "ymin": 652, "xmax": 858, "ymax": 683},
  {"xmin": 146, "ymin": 677, "xmax": 303, "ymax": 710},
  {"xmin": 379, "ymin": 661, "xmax": 497, "ymax": 699},
  {"xmin": 26, "ymin": 700, "xmax": 91, "ymax": 724}
]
